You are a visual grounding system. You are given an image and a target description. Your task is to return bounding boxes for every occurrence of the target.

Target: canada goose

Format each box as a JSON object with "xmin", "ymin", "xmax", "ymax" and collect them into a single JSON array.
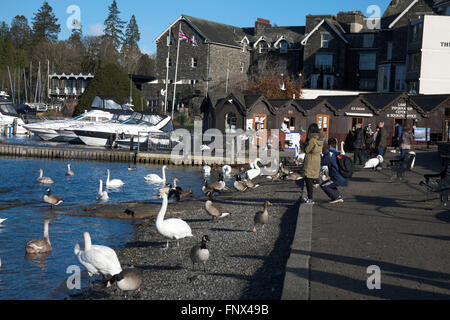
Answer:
[
  {"xmin": 66, "ymin": 164, "xmax": 74, "ymax": 177},
  {"xmin": 234, "ymin": 175, "xmax": 247, "ymax": 192},
  {"xmin": 222, "ymin": 165, "xmax": 232, "ymax": 177},
  {"xmin": 144, "ymin": 165, "xmax": 166, "ymax": 183},
  {"xmin": 43, "ymin": 188, "xmax": 63, "ymax": 208},
  {"xmin": 207, "ymin": 173, "xmax": 227, "ymax": 193},
  {"xmin": 97, "ymin": 179, "xmax": 109, "ymax": 201},
  {"xmin": 155, "ymin": 188, "xmax": 193, "ymax": 248},
  {"xmin": 253, "ymin": 201, "xmax": 272, "ymax": 233},
  {"xmin": 279, "ymin": 163, "xmax": 292, "ymax": 176},
  {"xmin": 106, "ymin": 169, "xmax": 124, "ymax": 188},
  {"xmin": 243, "ymin": 177, "xmax": 260, "ymax": 189},
  {"xmin": 74, "ymin": 232, "xmax": 122, "ymax": 288},
  {"xmin": 37, "ymin": 168, "xmax": 54, "ymax": 185},
  {"xmin": 190, "ymin": 235, "xmax": 210, "ymax": 272},
  {"xmin": 340, "ymin": 141, "xmax": 346, "ymax": 156},
  {"xmin": 246, "ymin": 158, "xmax": 262, "ymax": 180},
  {"xmin": 205, "ymin": 200, "xmax": 231, "ymax": 221},
  {"xmin": 106, "ymin": 268, "xmax": 142, "ymax": 292},
  {"xmin": 364, "ymin": 155, "xmax": 384, "ymax": 169},
  {"xmin": 25, "ymin": 219, "xmax": 52, "ymax": 254},
  {"xmin": 285, "ymin": 172, "xmax": 304, "ymax": 181},
  {"xmin": 128, "ymin": 163, "xmax": 136, "ymax": 171},
  {"xmin": 201, "ymin": 179, "xmax": 215, "ymax": 198}
]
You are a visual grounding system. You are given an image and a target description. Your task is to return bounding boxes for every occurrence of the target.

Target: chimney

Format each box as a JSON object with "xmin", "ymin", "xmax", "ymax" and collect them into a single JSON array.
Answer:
[{"xmin": 255, "ymin": 18, "xmax": 271, "ymax": 35}]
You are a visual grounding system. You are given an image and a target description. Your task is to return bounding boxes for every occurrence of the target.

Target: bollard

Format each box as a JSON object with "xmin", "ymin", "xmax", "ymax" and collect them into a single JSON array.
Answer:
[{"xmin": 13, "ymin": 119, "xmax": 17, "ymax": 136}]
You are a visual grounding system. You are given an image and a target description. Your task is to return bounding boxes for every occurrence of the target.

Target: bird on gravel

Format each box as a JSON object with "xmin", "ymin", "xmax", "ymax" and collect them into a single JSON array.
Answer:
[
  {"xmin": 205, "ymin": 200, "xmax": 231, "ymax": 221},
  {"xmin": 234, "ymin": 175, "xmax": 248, "ymax": 192},
  {"xmin": 253, "ymin": 201, "xmax": 272, "ymax": 233},
  {"xmin": 190, "ymin": 235, "xmax": 210, "ymax": 272},
  {"xmin": 106, "ymin": 268, "xmax": 142, "ymax": 293}
]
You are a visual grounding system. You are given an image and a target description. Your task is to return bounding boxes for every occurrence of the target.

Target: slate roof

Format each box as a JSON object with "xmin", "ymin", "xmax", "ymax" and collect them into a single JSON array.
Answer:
[
  {"xmin": 410, "ymin": 94, "xmax": 450, "ymax": 112},
  {"xmin": 316, "ymin": 95, "xmax": 360, "ymax": 109},
  {"xmin": 359, "ymin": 93, "xmax": 403, "ymax": 109},
  {"xmin": 381, "ymin": 0, "xmax": 437, "ymax": 28},
  {"xmin": 296, "ymin": 99, "xmax": 326, "ymax": 110}
]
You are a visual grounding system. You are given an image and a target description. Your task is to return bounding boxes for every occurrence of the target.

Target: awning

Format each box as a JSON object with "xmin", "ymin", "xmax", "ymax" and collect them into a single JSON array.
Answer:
[{"xmin": 345, "ymin": 112, "xmax": 374, "ymax": 117}]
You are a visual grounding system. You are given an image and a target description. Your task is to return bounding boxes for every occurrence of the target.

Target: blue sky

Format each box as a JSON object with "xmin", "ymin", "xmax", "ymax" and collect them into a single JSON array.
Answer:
[{"xmin": 1, "ymin": 0, "xmax": 392, "ymax": 54}]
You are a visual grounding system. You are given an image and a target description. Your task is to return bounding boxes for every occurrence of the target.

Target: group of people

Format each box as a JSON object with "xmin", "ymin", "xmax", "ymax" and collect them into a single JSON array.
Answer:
[{"xmin": 299, "ymin": 120, "xmax": 415, "ymax": 204}]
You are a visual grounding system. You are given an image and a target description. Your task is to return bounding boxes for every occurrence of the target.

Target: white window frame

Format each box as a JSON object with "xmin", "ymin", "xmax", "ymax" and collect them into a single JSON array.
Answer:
[
  {"xmin": 167, "ymin": 35, "xmax": 173, "ymax": 46},
  {"xmin": 321, "ymin": 33, "xmax": 329, "ymax": 48},
  {"xmin": 191, "ymin": 57, "xmax": 198, "ymax": 68},
  {"xmin": 166, "ymin": 57, "xmax": 172, "ymax": 67},
  {"xmin": 359, "ymin": 53, "xmax": 376, "ymax": 70},
  {"xmin": 259, "ymin": 41, "xmax": 269, "ymax": 53},
  {"xmin": 190, "ymin": 79, "xmax": 197, "ymax": 85}
]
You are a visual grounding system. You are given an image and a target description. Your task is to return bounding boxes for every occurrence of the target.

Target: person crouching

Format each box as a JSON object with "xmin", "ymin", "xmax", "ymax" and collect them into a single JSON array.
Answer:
[{"xmin": 320, "ymin": 138, "xmax": 348, "ymax": 204}]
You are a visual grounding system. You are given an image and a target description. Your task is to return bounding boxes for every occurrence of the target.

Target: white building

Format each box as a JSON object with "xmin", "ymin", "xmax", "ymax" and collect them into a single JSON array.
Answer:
[{"xmin": 406, "ymin": 15, "xmax": 450, "ymax": 94}]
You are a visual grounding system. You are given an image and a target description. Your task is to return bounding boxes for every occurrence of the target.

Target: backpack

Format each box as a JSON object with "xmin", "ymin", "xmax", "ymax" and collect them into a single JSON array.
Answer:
[{"xmin": 336, "ymin": 154, "xmax": 354, "ymax": 179}]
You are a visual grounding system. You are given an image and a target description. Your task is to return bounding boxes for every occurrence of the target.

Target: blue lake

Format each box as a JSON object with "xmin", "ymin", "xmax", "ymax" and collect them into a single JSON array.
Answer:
[{"xmin": 0, "ymin": 156, "xmax": 213, "ymax": 300}]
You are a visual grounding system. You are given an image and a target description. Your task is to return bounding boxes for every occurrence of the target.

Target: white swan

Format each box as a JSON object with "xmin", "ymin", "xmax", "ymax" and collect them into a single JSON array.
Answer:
[
  {"xmin": 106, "ymin": 169, "xmax": 124, "ymax": 188},
  {"xmin": 222, "ymin": 165, "xmax": 232, "ymax": 177},
  {"xmin": 37, "ymin": 168, "xmax": 54, "ymax": 185},
  {"xmin": 340, "ymin": 141, "xmax": 346, "ymax": 156},
  {"xmin": 97, "ymin": 179, "xmax": 109, "ymax": 201},
  {"xmin": 74, "ymin": 232, "xmax": 122, "ymax": 287},
  {"xmin": 364, "ymin": 155, "xmax": 384, "ymax": 169},
  {"xmin": 66, "ymin": 164, "xmax": 74, "ymax": 177},
  {"xmin": 202, "ymin": 164, "xmax": 211, "ymax": 176},
  {"xmin": 155, "ymin": 188, "xmax": 193, "ymax": 248},
  {"xmin": 144, "ymin": 165, "xmax": 167, "ymax": 183},
  {"xmin": 246, "ymin": 158, "xmax": 261, "ymax": 180}
]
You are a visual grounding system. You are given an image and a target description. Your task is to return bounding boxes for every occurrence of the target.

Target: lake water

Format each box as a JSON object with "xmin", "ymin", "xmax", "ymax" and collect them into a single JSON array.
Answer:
[{"xmin": 0, "ymin": 155, "xmax": 214, "ymax": 300}]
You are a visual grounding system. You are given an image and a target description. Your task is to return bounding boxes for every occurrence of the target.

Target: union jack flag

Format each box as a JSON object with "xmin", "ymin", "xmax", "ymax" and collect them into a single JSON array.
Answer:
[
  {"xmin": 179, "ymin": 30, "xmax": 191, "ymax": 43},
  {"xmin": 191, "ymin": 35, "xmax": 198, "ymax": 46}
]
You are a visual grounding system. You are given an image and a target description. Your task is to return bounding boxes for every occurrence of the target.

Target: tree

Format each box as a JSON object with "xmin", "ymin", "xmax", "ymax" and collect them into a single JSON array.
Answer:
[
  {"xmin": 74, "ymin": 62, "xmax": 145, "ymax": 116},
  {"xmin": 242, "ymin": 74, "xmax": 303, "ymax": 99},
  {"xmin": 134, "ymin": 54, "xmax": 156, "ymax": 76},
  {"xmin": 103, "ymin": 0, "xmax": 125, "ymax": 50},
  {"xmin": 31, "ymin": 1, "xmax": 61, "ymax": 43},
  {"xmin": 10, "ymin": 15, "xmax": 31, "ymax": 51},
  {"xmin": 121, "ymin": 15, "xmax": 141, "ymax": 71}
]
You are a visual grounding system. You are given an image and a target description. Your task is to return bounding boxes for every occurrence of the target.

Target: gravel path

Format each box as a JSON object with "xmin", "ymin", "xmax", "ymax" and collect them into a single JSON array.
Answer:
[{"xmin": 73, "ymin": 174, "xmax": 303, "ymax": 300}]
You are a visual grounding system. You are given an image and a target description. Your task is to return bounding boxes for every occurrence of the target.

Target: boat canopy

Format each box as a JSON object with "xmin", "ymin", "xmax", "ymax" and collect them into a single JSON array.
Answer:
[
  {"xmin": 91, "ymin": 95, "xmax": 134, "ymax": 112},
  {"xmin": 0, "ymin": 104, "xmax": 19, "ymax": 117}
]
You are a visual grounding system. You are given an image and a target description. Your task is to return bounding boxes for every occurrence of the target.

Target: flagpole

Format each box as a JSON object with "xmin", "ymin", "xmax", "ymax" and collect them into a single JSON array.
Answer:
[
  {"xmin": 164, "ymin": 27, "xmax": 171, "ymax": 115},
  {"xmin": 171, "ymin": 23, "xmax": 182, "ymax": 120}
]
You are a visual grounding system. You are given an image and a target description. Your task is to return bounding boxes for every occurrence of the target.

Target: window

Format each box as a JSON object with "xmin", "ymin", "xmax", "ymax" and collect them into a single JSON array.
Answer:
[
  {"xmin": 394, "ymin": 65, "xmax": 406, "ymax": 91},
  {"xmin": 283, "ymin": 116, "xmax": 296, "ymax": 131},
  {"xmin": 189, "ymin": 79, "xmax": 197, "ymax": 85},
  {"xmin": 167, "ymin": 35, "xmax": 173, "ymax": 46},
  {"xmin": 377, "ymin": 65, "xmax": 391, "ymax": 92},
  {"xmin": 166, "ymin": 57, "xmax": 172, "ymax": 67},
  {"xmin": 323, "ymin": 75, "xmax": 334, "ymax": 89},
  {"xmin": 408, "ymin": 52, "xmax": 421, "ymax": 71},
  {"xmin": 410, "ymin": 23, "xmax": 423, "ymax": 43},
  {"xmin": 225, "ymin": 113, "xmax": 237, "ymax": 133},
  {"xmin": 315, "ymin": 54, "xmax": 333, "ymax": 71},
  {"xmin": 253, "ymin": 114, "xmax": 267, "ymax": 131},
  {"xmin": 351, "ymin": 118, "xmax": 364, "ymax": 131},
  {"xmin": 191, "ymin": 57, "xmax": 198, "ymax": 68},
  {"xmin": 242, "ymin": 42, "xmax": 246, "ymax": 53},
  {"xmin": 359, "ymin": 53, "xmax": 376, "ymax": 70},
  {"xmin": 363, "ymin": 34, "xmax": 374, "ymax": 48},
  {"xmin": 240, "ymin": 62, "xmax": 244, "ymax": 73},
  {"xmin": 359, "ymin": 78, "xmax": 376, "ymax": 90},
  {"xmin": 259, "ymin": 41, "xmax": 269, "ymax": 53},
  {"xmin": 321, "ymin": 33, "xmax": 329, "ymax": 48},
  {"xmin": 280, "ymin": 41, "xmax": 288, "ymax": 53},
  {"xmin": 310, "ymin": 74, "xmax": 319, "ymax": 89},
  {"xmin": 387, "ymin": 42, "xmax": 393, "ymax": 60}
]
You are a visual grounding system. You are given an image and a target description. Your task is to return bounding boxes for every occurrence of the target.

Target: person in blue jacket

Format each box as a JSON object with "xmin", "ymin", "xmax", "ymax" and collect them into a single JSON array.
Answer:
[{"xmin": 320, "ymin": 138, "xmax": 348, "ymax": 204}]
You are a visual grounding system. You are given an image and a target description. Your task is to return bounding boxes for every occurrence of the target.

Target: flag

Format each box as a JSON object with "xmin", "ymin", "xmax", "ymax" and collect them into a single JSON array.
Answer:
[
  {"xmin": 191, "ymin": 35, "xmax": 198, "ymax": 47},
  {"xmin": 179, "ymin": 30, "xmax": 191, "ymax": 43}
]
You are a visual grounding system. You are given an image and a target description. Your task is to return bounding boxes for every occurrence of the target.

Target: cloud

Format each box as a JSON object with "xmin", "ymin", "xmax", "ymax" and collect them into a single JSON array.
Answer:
[{"xmin": 90, "ymin": 23, "xmax": 104, "ymax": 36}]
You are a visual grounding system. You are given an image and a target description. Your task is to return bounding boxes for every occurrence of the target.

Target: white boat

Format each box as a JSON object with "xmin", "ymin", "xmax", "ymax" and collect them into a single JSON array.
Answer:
[
  {"xmin": 0, "ymin": 94, "xmax": 28, "ymax": 135},
  {"xmin": 72, "ymin": 112, "xmax": 173, "ymax": 147}
]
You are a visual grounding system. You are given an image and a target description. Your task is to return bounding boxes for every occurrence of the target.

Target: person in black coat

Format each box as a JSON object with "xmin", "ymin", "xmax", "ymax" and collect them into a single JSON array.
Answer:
[
  {"xmin": 352, "ymin": 123, "xmax": 364, "ymax": 165},
  {"xmin": 320, "ymin": 138, "xmax": 348, "ymax": 203}
]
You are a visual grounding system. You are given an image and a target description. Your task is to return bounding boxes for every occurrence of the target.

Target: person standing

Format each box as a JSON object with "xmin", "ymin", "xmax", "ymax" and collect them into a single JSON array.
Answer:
[
  {"xmin": 400, "ymin": 125, "xmax": 413, "ymax": 160},
  {"xmin": 364, "ymin": 124, "xmax": 374, "ymax": 158},
  {"xmin": 301, "ymin": 123, "xmax": 324, "ymax": 204},
  {"xmin": 394, "ymin": 123, "xmax": 403, "ymax": 153},
  {"xmin": 320, "ymin": 138, "xmax": 348, "ymax": 203},
  {"xmin": 375, "ymin": 122, "xmax": 387, "ymax": 171},
  {"xmin": 352, "ymin": 123, "xmax": 364, "ymax": 165}
]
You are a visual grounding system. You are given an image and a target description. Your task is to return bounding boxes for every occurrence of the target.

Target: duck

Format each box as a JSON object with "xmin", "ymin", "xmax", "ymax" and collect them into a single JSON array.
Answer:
[
  {"xmin": 106, "ymin": 169, "xmax": 124, "ymax": 188},
  {"xmin": 168, "ymin": 178, "xmax": 193, "ymax": 201},
  {"xmin": 144, "ymin": 165, "xmax": 166, "ymax": 183},
  {"xmin": 205, "ymin": 200, "xmax": 231, "ymax": 221},
  {"xmin": 340, "ymin": 141, "xmax": 346, "ymax": 156},
  {"xmin": 155, "ymin": 188, "xmax": 193, "ymax": 248},
  {"xmin": 106, "ymin": 268, "xmax": 142, "ymax": 292},
  {"xmin": 97, "ymin": 179, "xmax": 109, "ymax": 201},
  {"xmin": 43, "ymin": 188, "xmax": 63, "ymax": 208},
  {"xmin": 25, "ymin": 219, "xmax": 52, "ymax": 254},
  {"xmin": 222, "ymin": 165, "xmax": 232, "ymax": 177},
  {"xmin": 234, "ymin": 175, "xmax": 248, "ymax": 192},
  {"xmin": 253, "ymin": 201, "xmax": 272, "ymax": 233},
  {"xmin": 364, "ymin": 155, "xmax": 383, "ymax": 169},
  {"xmin": 66, "ymin": 164, "xmax": 74, "ymax": 177},
  {"xmin": 74, "ymin": 232, "xmax": 122, "ymax": 288},
  {"xmin": 37, "ymin": 168, "xmax": 54, "ymax": 185},
  {"xmin": 246, "ymin": 158, "xmax": 262, "ymax": 180},
  {"xmin": 190, "ymin": 235, "xmax": 210, "ymax": 272}
]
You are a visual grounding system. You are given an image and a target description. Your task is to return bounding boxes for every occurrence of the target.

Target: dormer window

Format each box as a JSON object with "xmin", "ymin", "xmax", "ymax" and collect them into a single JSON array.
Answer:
[
  {"xmin": 280, "ymin": 41, "xmax": 288, "ymax": 53},
  {"xmin": 259, "ymin": 41, "xmax": 269, "ymax": 53},
  {"xmin": 321, "ymin": 33, "xmax": 329, "ymax": 48}
]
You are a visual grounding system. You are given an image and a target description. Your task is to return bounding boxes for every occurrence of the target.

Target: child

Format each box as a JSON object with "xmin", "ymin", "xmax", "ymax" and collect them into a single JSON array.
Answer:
[{"xmin": 320, "ymin": 138, "xmax": 348, "ymax": 204}]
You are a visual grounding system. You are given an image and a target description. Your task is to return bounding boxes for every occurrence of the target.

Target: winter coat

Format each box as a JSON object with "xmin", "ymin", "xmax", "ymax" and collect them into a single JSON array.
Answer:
[
  {"xmin": 303, "ymin": 133, "xmax": 324, "ymax": 179},
  {"xmin": 400, "ymin": 131, "xmax": 413, "ymax": 150},
  {"xmin": 352, "ymin": 128, "xmax": 364, "ymax": 149},
  {"xmin": 321, "ymin": 150, "xmax": 348, "ymax": 187},
  {"xmin": 375, "ymin": 127, "xmax": 387, "ymax": 149}
]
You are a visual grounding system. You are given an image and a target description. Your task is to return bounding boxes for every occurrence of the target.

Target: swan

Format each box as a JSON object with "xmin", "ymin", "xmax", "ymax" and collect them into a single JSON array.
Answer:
[
  {"xmin": 25, "ymin": 220, "xmax": 52, "ymax": 254},
  {"xmin": 74, "ymin": 232, "xmax": 122, "ymax": 287},
  {"xmin": 97, "ymin": 179, "xmax": 109, "ymax": 201},
  {"xmin": 144, "ymin": 165, "xmax": 167, "ymax": 183},
  {"xmin": 253, "ymin": 201, "xmax": 272, "ymax": 233},
  {"xmin": 155, "ymin": 189, "xmax": 193, "ymax": 248},
  {"xmin": 222, "ymin": 165, "xmax": 232, "ymax": 177},
  {"xmin": 37, "ymin": 168, "xmax": 54, "ymax": 185},
  {"xmin": 43, "ymin": 188, "xmax": 63, "ymax": 208},
  {"xmin": 190, "ymin": 235, "xmax": 210, "ymax": 272},
  {"xmin": 246, "ymin": 158, "xmax": 262, "ymax": 180},
  {"xmin": 106, "ymin": 169, "xmax": 124, "ymax": 188},
  {"xmin": 260, "ymin": 159, "xmax": 279, "ymax": 176},
  {"xmin": 364, "ymin": 155, "xmax": 384, "ymax": 169},
  {"xmin": 66, "ymin": 164, "xmax": 74, "ymax": 177},
  {"xmin": 340, "ymin": 141, "xmax": 346, "ymax": 156},
  {"xmin": 202, "ymin": 164, "xmax": 211, "ymax": 176}
]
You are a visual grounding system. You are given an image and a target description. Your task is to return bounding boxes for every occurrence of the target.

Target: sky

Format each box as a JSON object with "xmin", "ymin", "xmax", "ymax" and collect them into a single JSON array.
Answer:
[{"xmin": 0, "ymin": 0, "xmax": 393, "ymax": 55}]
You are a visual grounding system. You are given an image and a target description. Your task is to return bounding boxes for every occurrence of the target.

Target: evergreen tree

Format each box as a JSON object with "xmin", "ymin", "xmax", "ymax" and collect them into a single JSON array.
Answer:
[
  {"xmin": 122, "ymin": 15, "xmax": 140, "ymax": 51},
  {"xmin": 68, "ymin": 25, "xmax": 83, "ymax": 48},
  {"xmin": 31, "ymin": 1, "xmax": 61, "ymax": 43},
  {"xmin": 103, "ymin": 0, "xmax": 125, "ymax": 50},
  {"xmin": 10, "ymin": 15, "xmax": 31, "ymax": 51}
]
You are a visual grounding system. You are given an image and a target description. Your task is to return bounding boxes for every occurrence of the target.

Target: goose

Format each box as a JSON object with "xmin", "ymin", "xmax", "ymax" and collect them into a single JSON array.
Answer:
[
  {"xmin": 205, "ymin": 200, "xmax": 231, "ymax": 221},
  {"xmin": 97, "ymin": 179, "xmax": 109, "ymax": 201},
  {"xmin": 253, "ymin": 201, "xmax": 272, "ymax": 233},
  {"xmin": 155, "ymin": 189, "xmax": 193, "ymax": 248},
  {"xmin": 43, "ymin": 188, "xmax": 63, "ymax": 208},
  {"xmin": 37, "ymin": 168, "xmax": 54, "ymax": 185},
  {"xmin": 364, "ymin": 155, "xmax": 384, "ymax": 169},
  {"xmin": 340, "ymin": 141, "xmax": 346, "ymax": 156},
  {"xmin": 234, "ymin": 175, "xmax": 248, "ymax": 192},
  {"xmin": 246, "ymin": 158, "xmax": 262, "ymax": 180},
  {"xmin": 66, "ymin": 164, "xmax": 74, "ymax": 177},
  {"xmin": 106, "ymin": 169, "xmax": 124, "ymax": 188},
  {"xmin": 0, "ymin": 218, "xmax": 7, "ymax": 224},
  {"xmin": 190, "ymin": 235, "xmax": 210, "ymax": 272},
  {"xmin": 206, "ymin": 173, "xmax": 227, "ymax": 193},
  {"xmin": 202, "ymin": 179, "xmax": 215, "ymax": 198},
  {"xmin": 202, "ymin": 164, "xmax": 211, "ymax": 176},
  {"xmin": 74, "ymin": 232, "xmax": 122, "ymax": 288},
  {"xmin": 144, "ymin": 165, "xmax": 166, "ymax": 183},
  {"xmin": 279, "ymin": 163, "xmax": 292, "ymax": 176},
  {"xmin": 222, "ymin": 165, "xmax": 232, "ymax": 177},
  {"xmin": 106, "ymin": 268, "xmax": 142, "ymax": 292},
  {"xmin": 168, "ymin": 178, "xmax": 193, "ymax": 201},
  {"xmin": 243, "ymin": 177, "xmax": 260, "ymax": 189},
  {"xmin": 128, "ymin": 163, "xmax": 137, "ymax": 171},
  {"xmin": 25, "ymin": 219, "xmax": 52, "ymax": 254},
  {"xmin": 285, "ymin": 172, "xmax": 304, "ymax": 181}
]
